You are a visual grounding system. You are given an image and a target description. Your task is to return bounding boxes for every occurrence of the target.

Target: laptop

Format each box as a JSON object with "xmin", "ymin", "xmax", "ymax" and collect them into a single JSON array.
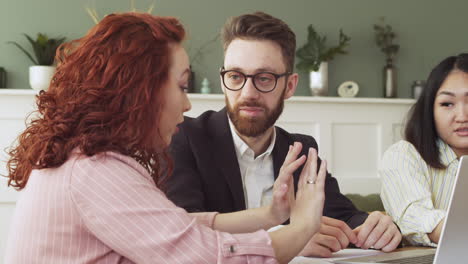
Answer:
[{"xmin": 334, "ymin": 155, "xmax": 468, "ymax": 264}]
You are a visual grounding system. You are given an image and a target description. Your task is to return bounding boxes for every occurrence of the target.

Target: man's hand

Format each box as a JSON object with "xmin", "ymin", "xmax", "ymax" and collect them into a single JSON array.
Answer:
[
  {"xmin": 353, "ymin": 211, "xmax": 402, "ymax": 252},
  {"xmin": 299, "ymin": 216, "xmax": 357, "ymax": 258}
]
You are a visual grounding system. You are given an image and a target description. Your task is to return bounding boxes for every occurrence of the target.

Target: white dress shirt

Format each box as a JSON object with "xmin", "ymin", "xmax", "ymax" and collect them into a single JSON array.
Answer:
[{"xmin": 228, "ymin": 118, "xmax": 276, "ymax": 209}]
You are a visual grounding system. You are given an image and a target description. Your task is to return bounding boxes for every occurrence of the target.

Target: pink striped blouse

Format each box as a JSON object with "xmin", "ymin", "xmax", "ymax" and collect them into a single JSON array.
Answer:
[{"xmin": 5, "ymin": 151, "xmax": 277, "ymax": 264}]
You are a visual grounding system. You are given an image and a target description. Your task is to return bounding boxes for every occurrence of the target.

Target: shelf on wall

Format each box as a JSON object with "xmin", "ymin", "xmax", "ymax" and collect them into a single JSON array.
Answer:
[
  {"xmin": 0, "ymin": 89, "xmax": 37, "ymax": 95},
  {"xmin": 0, "ymin": 89, "xmax": 416, "ymax": 105},
  {"xmin": 187, "ymin": 93, "xmax": 416, "ymax": 105}
]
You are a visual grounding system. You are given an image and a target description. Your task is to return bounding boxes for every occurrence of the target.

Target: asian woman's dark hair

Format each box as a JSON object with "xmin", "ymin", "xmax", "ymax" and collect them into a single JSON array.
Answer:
[
  {"xmin": 6, "ymin": 13, "xmax": 185, "ymax": 190},
  {"xmin": 405, "ymin": 53, "xmax": 468, "ymax": 169}
]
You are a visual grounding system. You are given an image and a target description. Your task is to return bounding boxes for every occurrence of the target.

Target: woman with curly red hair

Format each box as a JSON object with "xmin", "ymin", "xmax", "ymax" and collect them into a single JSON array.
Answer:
[{"xmin": 4, "ymin": 13, "xmax": 326, "ymax": 264}]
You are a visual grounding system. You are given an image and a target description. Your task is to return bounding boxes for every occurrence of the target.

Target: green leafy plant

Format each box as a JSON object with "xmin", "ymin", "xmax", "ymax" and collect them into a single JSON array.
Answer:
[
  {"xmin": 85, "ymin": 0, "xmax": 155, "ymax": 24},
  {"xmin": 373, "ymin": 18, "xmax": 399, "ymax": 65},
  {"xmin": 296, "ymin": 25, "xmax": 350, "ymax": 72},
  {"xmin": 8, "ymin": 33, "xmax": 66, "ymax": 66}
]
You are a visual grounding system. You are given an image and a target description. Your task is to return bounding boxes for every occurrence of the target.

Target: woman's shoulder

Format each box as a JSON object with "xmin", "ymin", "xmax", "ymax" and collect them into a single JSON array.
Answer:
[
  {"xmin": 69, "ymin": 150, "xmax": 151, "ymax": 182},
  {"xmin": 381, "ymin": 140, "xmax": 426, "ymax": 168},
  {"xmin": 384, "ymin": 140, "xmax": 420, "ymax": 157}
]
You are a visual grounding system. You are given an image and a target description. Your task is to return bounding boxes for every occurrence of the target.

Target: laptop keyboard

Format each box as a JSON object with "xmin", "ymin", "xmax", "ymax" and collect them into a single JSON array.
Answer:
[{"xmin": 377, "ymin": 253, "xmax": 435, "ymax": 264}]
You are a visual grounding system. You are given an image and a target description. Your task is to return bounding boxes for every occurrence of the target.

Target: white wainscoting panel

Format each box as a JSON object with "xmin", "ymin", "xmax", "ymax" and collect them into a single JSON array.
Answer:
[
  {"xmin": 0, "ymin": 89, "xmax": 38, "ymax": 262},
  {"xmin": 0, "ymin": 90, "xmax": 415, "ymax": 261},
  {"xmin": 332, "ymin": 123, "xmax": 379, "ymax": 178}
]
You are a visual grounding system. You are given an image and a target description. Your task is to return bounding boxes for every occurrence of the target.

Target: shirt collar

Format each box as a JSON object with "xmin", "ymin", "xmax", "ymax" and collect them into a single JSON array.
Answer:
[
  {"xmin": 228, "ymin": 116, "xmax": 276, "ymax": 158},
  {"xmin": 437, "ymin": 138, "xmax": 458, "ymax": 166}
]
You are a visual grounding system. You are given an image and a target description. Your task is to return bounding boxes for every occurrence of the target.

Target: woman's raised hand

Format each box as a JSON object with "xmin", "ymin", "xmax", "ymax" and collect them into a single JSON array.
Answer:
[
  {"xmin": 267, "ymin": 142, "xmax": 328, "ymax": 264},
  {"xmin": 269, "ymin": 142, "xmax": 306, "ymax": 224},
  {"xmin": 290, "ymin": 146, "xmax": 327, "ymax": 236}
]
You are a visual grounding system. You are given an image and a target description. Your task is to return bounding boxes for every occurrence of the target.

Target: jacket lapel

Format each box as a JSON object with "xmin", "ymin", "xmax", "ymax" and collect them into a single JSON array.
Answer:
[
  {"xmin": 272, "ymin": 129, "xmax": 300, "ymax": 191},
  {"xmin": 272, "ymin": 127, "xmax": 288, "ymax": 181},
  {"xmin": 210, "ymin": 108, "xmax": 246, "ymax": 211}
]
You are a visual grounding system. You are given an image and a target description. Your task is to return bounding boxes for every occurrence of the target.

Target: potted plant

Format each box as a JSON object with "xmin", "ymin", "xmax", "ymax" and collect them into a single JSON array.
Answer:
[
  {"xmin": 8, "ymin": 33, "xmax": 66, "ymax": 91},
  {"xmin": 373, "ymin": 18, "xmax": 400, "ymax": 98},
  {"xmin": 296, "ymin": 25, "xmax": 350, "ymax": 96}
]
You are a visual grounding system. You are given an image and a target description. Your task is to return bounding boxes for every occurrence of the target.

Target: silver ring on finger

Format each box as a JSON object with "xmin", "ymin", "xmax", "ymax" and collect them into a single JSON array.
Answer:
[{"xmin": 306, "ymin": 178, "xmax": 316, "ymax": 184}]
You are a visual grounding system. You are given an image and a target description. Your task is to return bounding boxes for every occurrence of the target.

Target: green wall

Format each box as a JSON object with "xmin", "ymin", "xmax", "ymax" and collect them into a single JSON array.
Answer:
[{"xmin": 1, "ymin": 0, "xmax": 467, "ymax": 97}]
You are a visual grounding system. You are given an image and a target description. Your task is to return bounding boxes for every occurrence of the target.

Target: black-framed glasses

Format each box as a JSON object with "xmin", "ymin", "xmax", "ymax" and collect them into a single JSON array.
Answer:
[{"xmin": 220, "ymin": 67, "xmax": 291, "ymax": 93}]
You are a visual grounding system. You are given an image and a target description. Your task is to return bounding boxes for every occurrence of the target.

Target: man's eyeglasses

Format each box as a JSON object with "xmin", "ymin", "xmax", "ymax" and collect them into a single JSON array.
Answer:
[{"xmin": 220, "ymin": 67, "xmax": 291, "ymax": 93}]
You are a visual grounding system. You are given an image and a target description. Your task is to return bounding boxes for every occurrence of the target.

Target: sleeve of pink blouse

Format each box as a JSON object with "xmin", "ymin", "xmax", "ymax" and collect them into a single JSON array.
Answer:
[
  {"xmin": 69, "ymin": 152, "xmax": 278, "ymax": 264},
  {"xmin": 190, "ymin": 212, "xmax": 218, "ymax": 227}
]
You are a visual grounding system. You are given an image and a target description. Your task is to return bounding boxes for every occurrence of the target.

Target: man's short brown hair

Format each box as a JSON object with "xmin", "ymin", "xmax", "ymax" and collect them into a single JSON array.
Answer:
[{"xmin": 221, "ymin": 12, "xmax": 296, "ymax": 72}]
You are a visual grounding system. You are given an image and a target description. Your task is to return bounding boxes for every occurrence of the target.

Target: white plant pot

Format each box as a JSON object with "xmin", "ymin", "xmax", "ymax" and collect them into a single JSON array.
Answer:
[
  {"xmin": 309, "ymin": 62, "xmax": 328, "ymax": 96},
  {"xmin": 29, "ymin": 65, "xmax": 56, "ymax": 91}
]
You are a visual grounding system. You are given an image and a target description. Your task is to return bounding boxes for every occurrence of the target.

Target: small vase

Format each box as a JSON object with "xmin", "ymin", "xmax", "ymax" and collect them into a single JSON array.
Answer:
[
  {"xmin": 200, "ymin": 78, "xmax": 211, "ymax": 94},
  {"xmin": 29, "ymin": 65, "xmax": 56, "ymax": 91},
  {"xmin": 309, "ymin": 62, "xmax": 328, "ymax": 96},
  {"xmin": 383, "ymin": 62, "xmax": 397, "ymax": 98},
  {"xmin": 412, "ymin": 80, "xmax": 425, "ymax": 100}
]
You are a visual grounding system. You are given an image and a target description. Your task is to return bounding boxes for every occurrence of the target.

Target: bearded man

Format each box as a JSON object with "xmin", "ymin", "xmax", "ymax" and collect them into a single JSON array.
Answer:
[{"xmin": 165, "ymin": 12, "xmax": 401, "ymax": 257}]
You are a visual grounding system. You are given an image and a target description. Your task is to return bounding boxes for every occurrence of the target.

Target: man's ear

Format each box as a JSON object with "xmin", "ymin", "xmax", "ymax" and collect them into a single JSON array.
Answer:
[{"xmin": 284, "ymin": 73, "xmax": 298, "ymax": 99}]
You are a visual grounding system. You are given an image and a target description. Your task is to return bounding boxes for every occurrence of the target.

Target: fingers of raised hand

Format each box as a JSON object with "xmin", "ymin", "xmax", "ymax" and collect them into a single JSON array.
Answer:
[
  {"xmin": 307, "ymin": 147, "xmax": 318, "ymax": 185},
  {"xmin": 315, "ymin": 159, "xmax": 327, "ymax": 190},
  {"xmin": 283, "ymin": 142, "xmax": 303, "ymax": 166},
  {"xmin": 272, "ymin": 181, "xmax": 289, "ymax": 201},
  {"xmin": 298, "ymin": 148, "xmax": 317, "ymax": 188},
  {"xmin": 278, "ymin": 143, "xmax": 305, "ymax": 183},
  {"xmin": 302, "ymin": 157, "xmax": 327, "ymax": 206}
]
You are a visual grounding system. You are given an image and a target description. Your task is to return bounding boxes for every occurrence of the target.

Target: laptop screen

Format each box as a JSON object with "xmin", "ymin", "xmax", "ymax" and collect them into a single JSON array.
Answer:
[{"xmin": 434, "ymin": 155, "xmax": 468, "ymax": 263}]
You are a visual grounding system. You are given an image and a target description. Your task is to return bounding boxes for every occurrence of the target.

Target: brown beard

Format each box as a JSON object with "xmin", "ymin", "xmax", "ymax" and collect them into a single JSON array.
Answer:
[{"xmin": 226, "ymin": 89, "xmax": 285, "ymax": 137}]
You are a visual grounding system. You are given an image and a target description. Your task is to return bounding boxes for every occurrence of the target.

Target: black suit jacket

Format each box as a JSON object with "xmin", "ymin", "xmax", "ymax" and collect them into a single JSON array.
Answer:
[{"xmin": 166, "ymin": 108, "xmax": 368, "ymax": 228}]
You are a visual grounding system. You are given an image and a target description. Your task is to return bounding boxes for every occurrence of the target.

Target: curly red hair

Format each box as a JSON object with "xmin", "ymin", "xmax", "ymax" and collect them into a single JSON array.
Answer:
[{"xmin": 6, "ymin": 13, "xmax": 185, "ymax": 190}]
